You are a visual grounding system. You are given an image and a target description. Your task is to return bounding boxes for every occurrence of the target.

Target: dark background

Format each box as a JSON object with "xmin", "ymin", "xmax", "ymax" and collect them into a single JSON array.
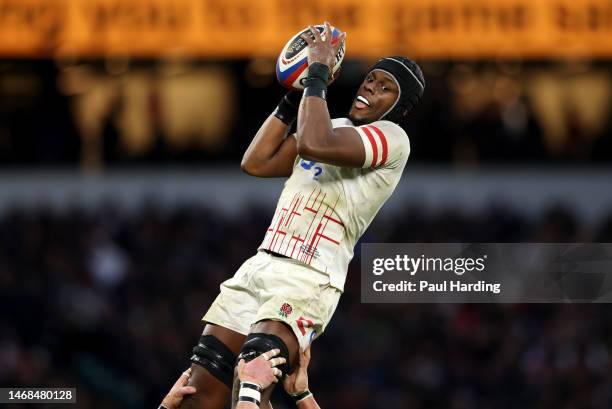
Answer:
[
  {"xmin": 1, "ymin": 51, "xmax": 612, "ymax": 409},
  {"xmin": 1, "ymin": 59, "xmax": 611, "ymax": 168}
]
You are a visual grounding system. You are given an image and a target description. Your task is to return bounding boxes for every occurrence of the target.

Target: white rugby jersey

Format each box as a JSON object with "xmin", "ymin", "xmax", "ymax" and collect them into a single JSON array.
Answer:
[{"xmin": 258, "ymin": 118, "xmax": 410, "ymax": 291}]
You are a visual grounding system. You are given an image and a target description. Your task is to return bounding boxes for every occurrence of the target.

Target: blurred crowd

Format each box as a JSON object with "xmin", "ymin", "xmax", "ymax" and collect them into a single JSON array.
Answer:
[
  {"xmin": 1, "ymin": 60, "xmax": 611, "ymax": 168},
  {"xmin": 1, "ymin": 201, "xmax": 612, "ymax": 409}
]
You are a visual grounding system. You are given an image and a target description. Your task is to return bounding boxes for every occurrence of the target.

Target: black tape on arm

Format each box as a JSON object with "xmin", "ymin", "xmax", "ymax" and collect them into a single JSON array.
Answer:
[
  {"xmin": 273, "ymin": 91, "xmax": 302, "ymax": 126},
  {"xmin": 304, "ymin": 63, "xmax": 330, "ymax": 100}
]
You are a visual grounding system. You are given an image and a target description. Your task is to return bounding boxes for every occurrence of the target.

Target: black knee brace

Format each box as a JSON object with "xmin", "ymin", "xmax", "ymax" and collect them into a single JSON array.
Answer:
[
  {"xmin": 238, "ymin": 333, "xmax": 290, "ymax": 377},
  {"xmin": 191, "ymin": 335, "xmax": 237, "ymax": 388}
]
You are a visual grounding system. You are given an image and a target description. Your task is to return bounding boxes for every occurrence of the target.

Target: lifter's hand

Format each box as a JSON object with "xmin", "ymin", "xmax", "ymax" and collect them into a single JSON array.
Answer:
[
  {"xmin": 161, "ymin": 368, "xmax": 196, "ymax": 409},
  {"xmin": 283, "ymin": 347, "xmax": 311, "ymax": 395},
  {"xmin": 301, "ymin": 21, "xmax": 346, "ymax": 82},
  {"xmin": 237, "ymin": 348, "xmax": 286, "ymax": 389}
]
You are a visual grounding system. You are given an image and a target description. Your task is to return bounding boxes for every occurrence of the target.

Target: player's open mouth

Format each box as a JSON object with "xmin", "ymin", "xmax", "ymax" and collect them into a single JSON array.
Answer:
[{"xmin": 355, "ymin": 95, "xmax": 371, "ymax": 110}]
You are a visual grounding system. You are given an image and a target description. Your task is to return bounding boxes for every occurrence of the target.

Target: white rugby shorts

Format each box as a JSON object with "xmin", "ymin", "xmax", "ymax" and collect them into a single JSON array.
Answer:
[{"xmin": 203, "ymin": 251, "xmax": 342, "ymax": 349}]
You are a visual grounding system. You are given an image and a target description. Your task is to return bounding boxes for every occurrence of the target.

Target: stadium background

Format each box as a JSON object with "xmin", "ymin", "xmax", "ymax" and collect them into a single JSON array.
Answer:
[{"xmin": 1, "ymin": 0, "xmax": 612, "ymax": 408}]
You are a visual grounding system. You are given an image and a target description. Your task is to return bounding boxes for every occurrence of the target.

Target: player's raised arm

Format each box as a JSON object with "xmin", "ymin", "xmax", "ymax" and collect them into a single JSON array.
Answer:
[
  {"xmin": 240, "ymin": 92, "xmax": 301, "ymax": 178},
  {"xmin": 296, "ymin": 22, "xmax": 365, "ymax": 168}
]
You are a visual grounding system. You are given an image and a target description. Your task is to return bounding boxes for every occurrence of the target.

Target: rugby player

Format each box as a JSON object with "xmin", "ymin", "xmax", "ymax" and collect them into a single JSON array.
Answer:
[{"xmin": 178, "ymin": 22, "xmax": 424, "ymax": 409}]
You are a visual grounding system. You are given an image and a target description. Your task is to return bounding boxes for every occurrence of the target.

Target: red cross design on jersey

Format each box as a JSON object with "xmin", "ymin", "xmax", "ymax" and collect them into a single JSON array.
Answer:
[
  {"xmin": 263, "ymin": 187, "xmax": 345, "ymax": 262},
  {"xmin": 298, "ymin": 188, "xmax": 344, "ymax": 265},
  {"xmin": 296, "ymin": 316, "xmax": 314, "ymax": 336},
  {"xmin": 266, "ymin": 192, "xmax": 303, "ymax": 253}
]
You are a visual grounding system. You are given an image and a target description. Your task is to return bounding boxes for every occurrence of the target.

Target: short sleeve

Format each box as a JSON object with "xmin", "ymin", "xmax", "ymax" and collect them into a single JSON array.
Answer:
[{"xmin": 354, "ymin": 121, "xmax": 411, "ymax": 169}]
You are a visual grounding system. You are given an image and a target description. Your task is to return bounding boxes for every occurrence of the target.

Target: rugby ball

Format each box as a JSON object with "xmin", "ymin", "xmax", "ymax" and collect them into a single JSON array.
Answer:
[{"xmin": 276, "ymin": 25, "xmax": 346, "ymax": 91}]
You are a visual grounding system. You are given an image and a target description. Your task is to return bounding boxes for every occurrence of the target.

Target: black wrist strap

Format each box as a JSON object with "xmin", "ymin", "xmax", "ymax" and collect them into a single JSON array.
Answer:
[
  {"xmin": 291, "ymin": 390, "xmax": 312, "ymax": 403},
  {"xmin": 240, "ymin": 382, "xmax": 263, "ymax": 393},
  {"xmin": 238, "ymin": 396, "xmax": 260, "ymax": 406},
  {"xmin": 285, "ymin": 90, "xmax": 303, "ymax": 107},
  {"xmin": 304, "ymin": 80, "xmax": 326, "ymax": 99},
  {"xmin": 307, "ymin": 62, "xmax": 330, "ymax": 82},
  {"xmin": 273, "ymin": 91, "xmax": 302, "ymax": 126},
  {"xmin": 304, "ymin": 63, "xmax": 329, "ymax": 100}
]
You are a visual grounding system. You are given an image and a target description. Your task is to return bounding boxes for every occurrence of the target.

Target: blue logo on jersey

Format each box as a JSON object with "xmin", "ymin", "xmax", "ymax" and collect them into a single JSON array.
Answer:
[
  {"xmin": 308, "ymin": 330, "xmax": 317, "ymax": 345},
  {"xmin": 300, "ymin": 160, "xmax": 323, "ymax": 180}
]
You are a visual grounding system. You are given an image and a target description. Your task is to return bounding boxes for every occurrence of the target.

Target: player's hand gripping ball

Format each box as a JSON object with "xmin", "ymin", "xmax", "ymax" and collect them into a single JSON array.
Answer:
[{"xmin": 276, "ymin": 24, "xmax": 346, "ymax": 90}]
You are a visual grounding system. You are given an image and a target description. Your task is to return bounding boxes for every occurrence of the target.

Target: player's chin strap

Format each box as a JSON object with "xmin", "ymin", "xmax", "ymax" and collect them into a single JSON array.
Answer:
[
  {"xmin": 238, "ymin": 333, "xmax": 291, "ymax": 378},
  {"xmin": 190, "ymin": 335, "xmax": 237, "ymax": 389}
]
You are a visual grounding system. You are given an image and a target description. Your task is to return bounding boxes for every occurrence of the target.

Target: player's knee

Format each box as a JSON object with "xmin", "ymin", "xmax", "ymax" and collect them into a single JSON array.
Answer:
[
  {"xmin": 190, "ymin": 334, "xmax": 237, "ymax": 389},
  {"xmin": 238, "ymin": 333, "xmax": 291, "ymax": 376}
]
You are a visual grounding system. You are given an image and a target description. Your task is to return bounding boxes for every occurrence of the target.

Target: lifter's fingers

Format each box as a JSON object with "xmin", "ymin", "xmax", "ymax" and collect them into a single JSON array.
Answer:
[
  {"xmin": 261, "ymin": 348, "xmax": 280, "ymax": 361},
  {"xmin": 301, "ymin": 347, "xmax": 311, "ymax": 365},
  {"xmin": 269, "ymin": 357, "xmax": 286, "ymax": 367},
  {"xmin": 171, "ymin": 367, "xmax": 192, "ymax": 389},
  {"xmin": 176, "ymin": 386, "xmax": 197, "ymax": 397},
  {"xmin": 272, "ymin": 368, "xmax": 283, "ymax": 378}
]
